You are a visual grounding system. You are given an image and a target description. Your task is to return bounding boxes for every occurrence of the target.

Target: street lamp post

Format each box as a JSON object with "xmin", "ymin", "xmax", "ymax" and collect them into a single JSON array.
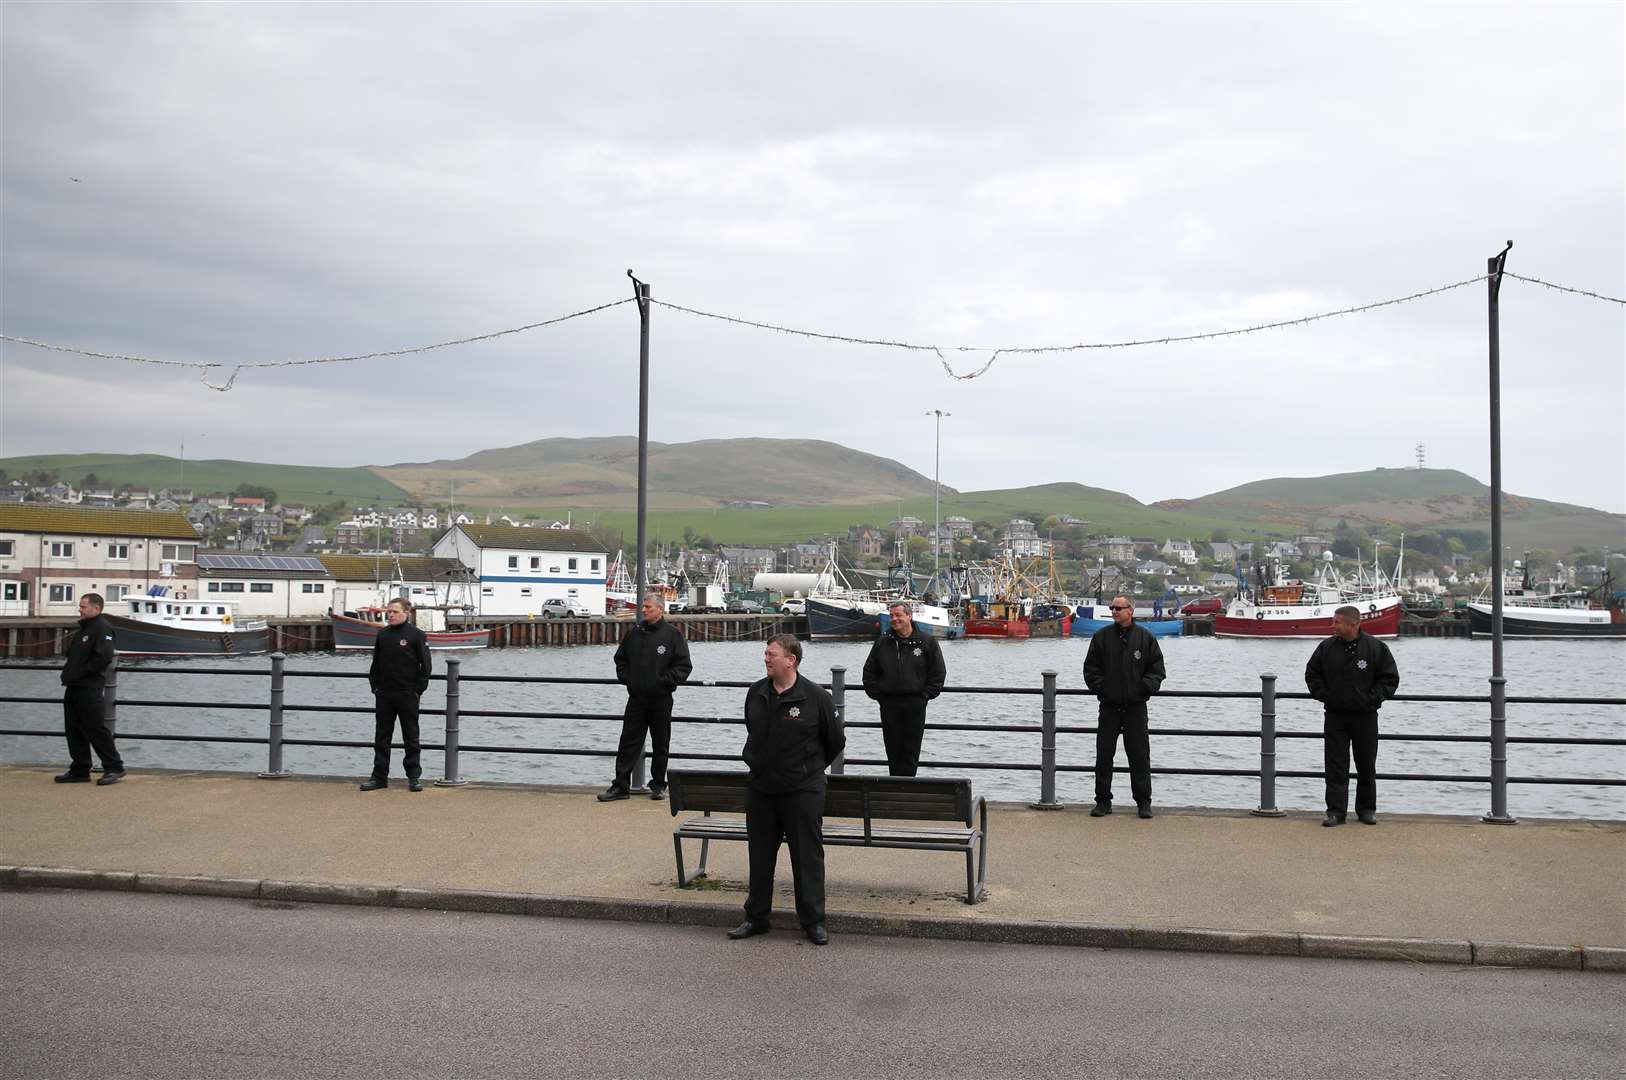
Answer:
[{"xmin": 925, "ymin": 410, "xmax": 950, "ymax": 575}]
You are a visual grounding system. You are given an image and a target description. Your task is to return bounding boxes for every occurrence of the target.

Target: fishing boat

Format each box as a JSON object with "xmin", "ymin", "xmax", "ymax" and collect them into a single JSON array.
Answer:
[
  {"xmin": 1214, "ymin": 550, "xmax": 1403, "ymax": 639},
  {"xmin": 1070, "ymin": 604, "xmax": 1185, "ymax": 639},
  {"xmin": 330, "ymin": 607, "xmax": 491, "ymax": 651},
  {"xmin": 605, "ymin": 550, "xmax": 638, "ymax": 615},
  {"xmin": 106, "ymin": 589, "xmax": 271, "ymax": 657},
  {"xmin": 877, "ymin": 597, "xmax": 964, "ymax": 639},
  {"xmin": 1466, "ymin": 567, "xmax": 1625, "ymax": 639}
]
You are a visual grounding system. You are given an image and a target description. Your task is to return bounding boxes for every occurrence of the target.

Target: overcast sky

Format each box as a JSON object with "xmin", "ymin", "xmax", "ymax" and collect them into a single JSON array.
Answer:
[{"xmin": 3, "ymin": 3, "xmax": 1622, "ymax": 512}]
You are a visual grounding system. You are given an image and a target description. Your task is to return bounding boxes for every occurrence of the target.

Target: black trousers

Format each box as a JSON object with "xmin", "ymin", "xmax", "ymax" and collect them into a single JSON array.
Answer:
[
  {"xmin": 1095, "ymin": 704, "xmax": 1151, "ymax": 807},
  {"xmin": 744, "ymin": 786, "xmax": 826, "ymax": 928},
  {"xmin": 878, "ymin": 698, "xmax": 928, "ymax": 776},
  {"xmin": 63, "ymin": 686, "xmax": 122, "ymax": 775},
  {"xmin": 372, "ymin": 692, "xmax": 422, "ymax": 780},
  {"xmin": 1324, "ymin": 710, "xmax": 1379, "ymax": 815},
  {"xmin": 613, "ymin": 693, "xmax": 673, "ymax": 789}
]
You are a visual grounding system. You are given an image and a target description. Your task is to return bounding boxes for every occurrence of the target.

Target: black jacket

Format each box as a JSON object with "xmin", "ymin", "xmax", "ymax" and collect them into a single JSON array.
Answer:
[
  {"xmin": 369, "ymin": 621, "xmax": 432, "ymax": 696},
  {"xmin": 862, "ymin": 627, "xmax": 946, "ymax": 702},
  {"xmin": 1305, "ymin": 632, "xmax": 1399, "ymax": 713},
  {"xmin": 742, "ymin": 672, "xmax": 845, "ymax": 794},
  {"xmin": 613, "ymin": 618, "xmax": 692, "ymax": 698},
  {"xmin": 61, "ymin": 614, "xmax": 116, "ymax": 689},
  {"xmin": 1082, "ymin": 622, "xmax": 1167, "ymax": 709}
]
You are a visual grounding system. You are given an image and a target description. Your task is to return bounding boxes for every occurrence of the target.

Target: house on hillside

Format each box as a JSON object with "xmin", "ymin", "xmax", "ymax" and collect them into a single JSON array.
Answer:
[
  {"xmin": 1102, "ymin": 537, "xmax": 1136, "ymax": 562},
  {"xmin": 1161, "ymin": 539, "xmax": 1199, "ymax": 565},
  {"xmin": 847, "ymin": 526, "xmax": 885, "ymax": 559}
]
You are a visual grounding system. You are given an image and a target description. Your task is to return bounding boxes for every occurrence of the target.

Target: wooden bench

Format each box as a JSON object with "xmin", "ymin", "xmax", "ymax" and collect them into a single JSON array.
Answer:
[{"xmin": 667, "ymin": 769, "xmax": 989, "ymax": 904}]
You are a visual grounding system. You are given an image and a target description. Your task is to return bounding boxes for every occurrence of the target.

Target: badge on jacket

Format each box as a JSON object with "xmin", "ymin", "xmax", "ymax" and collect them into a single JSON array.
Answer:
[
  {"xmin": 80, "ymin": 635, "xmax": 88, "ymax": 643},
  {"xmin": 913, "ymin": 646, "xmax": 922, "ymax": 656},
  {"xmin": 1133, "ymin": 649, "xmax": 1141, "ymax": 659},
  {"xmin": 788, "ymin": 706, "xmax": 801, "ymax": 718},
  {"xmin": 1357, "ymin": 658, "xmax": 1368, "ymax": 669},
  {"xmin": 399, "ymin": 639, "xmax": 407, "ymax": 647},
  {"xmin": 657, "ymin": 644, "xmax": 666, "ymax": 655}
]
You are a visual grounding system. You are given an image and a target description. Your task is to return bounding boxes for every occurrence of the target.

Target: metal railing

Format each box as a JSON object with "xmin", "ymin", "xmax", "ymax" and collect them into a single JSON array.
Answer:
[{"xmin": 1, "ymin": 656, "xmax": 1622, "ymax": 824}]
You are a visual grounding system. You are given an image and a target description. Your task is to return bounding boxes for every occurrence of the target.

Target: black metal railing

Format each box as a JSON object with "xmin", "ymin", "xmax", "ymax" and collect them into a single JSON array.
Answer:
[{"xmin": 1, "ymin": 657, "xmax": 1621, "ymax": 821}]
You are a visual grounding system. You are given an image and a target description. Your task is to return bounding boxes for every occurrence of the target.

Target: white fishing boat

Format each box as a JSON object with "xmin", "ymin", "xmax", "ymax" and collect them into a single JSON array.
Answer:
[{"xmin": 106, "ymin": 589, "xmax": 271, "ymax": 657}]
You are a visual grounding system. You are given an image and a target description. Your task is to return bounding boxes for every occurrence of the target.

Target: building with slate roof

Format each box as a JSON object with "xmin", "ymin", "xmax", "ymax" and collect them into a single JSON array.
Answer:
[
  {"xmin": 0, "ymin": 505, "xmax": 202, "ymax": 617},
  {"xmin": 432, "ymin": 524, "xmax": 607, "ymax": 616},
  {"xmin": 196, "ymin": 553, "xmax": 334, "ymax": 618}
]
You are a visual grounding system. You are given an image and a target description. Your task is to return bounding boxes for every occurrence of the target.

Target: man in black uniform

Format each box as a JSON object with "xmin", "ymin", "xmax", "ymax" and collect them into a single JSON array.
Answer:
[
  {"xmin": 1305, "ymin": 605, "xmax": 1400, "ymax": 826},
  {"xmin": 56, "ymin": 592, "xmax": 125, "ymax": 786},
  {"xmin": 1082, "ymin": 595, "xmax": 1166, "ymax": 818},
  {"xmin": 861, "ymin": 600, "xmax": 946, "ymax": 776},
  {"xmin": 729, "ymin": 633, "xmax": 845, "ymax": 946},
  {"xmin": 600, "ymin": 593, "xmax": 692, "ymax": 801},
  {"xmin": 362, "ymin": 598, "xmax": 432, "ymax": 792}
]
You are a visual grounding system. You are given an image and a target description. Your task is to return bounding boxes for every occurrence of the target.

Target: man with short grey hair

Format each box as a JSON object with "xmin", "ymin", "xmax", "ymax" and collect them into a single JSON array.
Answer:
[
  {"xmin": 1306, "ymin": 606, "xmax": 1399, "ymax": 826},
  {"xmin": 57, "ymin": 593, "xmax": 125, "ymax": 786},
  {"xmin": 1082, "ymin": 595, "xmax": 1165, "ymax": 818},
  {"xmin": 601, "ymin": 592, "xmax": 692, "ymax": 801}
]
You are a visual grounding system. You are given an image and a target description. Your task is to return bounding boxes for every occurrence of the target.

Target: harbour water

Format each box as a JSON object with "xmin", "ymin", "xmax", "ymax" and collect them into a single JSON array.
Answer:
[{"xmin": 2, "ymin": 637, "xmax": 1621, "ymax": 819}]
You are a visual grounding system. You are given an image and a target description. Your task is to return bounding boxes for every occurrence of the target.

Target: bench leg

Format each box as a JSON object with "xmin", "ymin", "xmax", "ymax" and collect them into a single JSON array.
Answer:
[
  {"xmin": 976, "ymin": 803, "xmax": 990, "ymax": 902},
  {"xmin": 696, "ymin": 837, "xmax": 711, "ymax": 881},
  {"xmin": 965, "ymin": 848, "xmax": 977, "ymax": 905},
  {"xmin": 673, "ymin": 835, "xmax": 713, "ymax": 888}
]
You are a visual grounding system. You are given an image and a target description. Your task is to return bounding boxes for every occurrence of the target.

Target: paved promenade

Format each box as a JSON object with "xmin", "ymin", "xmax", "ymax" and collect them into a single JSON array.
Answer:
[{"xmin": 2, "ymin": 764, "xmax": 1622, "ymax": 965}]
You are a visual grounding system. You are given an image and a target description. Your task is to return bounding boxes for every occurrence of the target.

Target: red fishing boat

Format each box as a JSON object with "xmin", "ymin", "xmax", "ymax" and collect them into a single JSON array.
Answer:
[{"xmin": 1214, "ymin": 551, "xmax": 1403, "ymax": 639}]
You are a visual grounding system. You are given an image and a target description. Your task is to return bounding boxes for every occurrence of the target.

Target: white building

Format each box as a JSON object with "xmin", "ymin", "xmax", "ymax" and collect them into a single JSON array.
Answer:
[
  {"xmin": 318, "ymin": 554, "xmax": 472, "ymax": 613},
  {"xmin": 196, "ymin": 553, "xmax": 335, "ymax": 617},
  {"xmin": 432, "ymin": 524, "xmax": 607, "ymax": 616},
  {"xmin": 0, "ymin": 505, "xmax": 201, "ymax": 617},
  {"xmin": 1161, "ymin": 539, "xmax": 1200, "ymax": 566}
]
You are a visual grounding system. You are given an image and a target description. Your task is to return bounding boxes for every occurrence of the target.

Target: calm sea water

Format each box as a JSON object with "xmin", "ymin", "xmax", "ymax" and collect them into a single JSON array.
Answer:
[{"xmin": 3, "ymin": 637, "xmax": 1622, "ymax": 819}]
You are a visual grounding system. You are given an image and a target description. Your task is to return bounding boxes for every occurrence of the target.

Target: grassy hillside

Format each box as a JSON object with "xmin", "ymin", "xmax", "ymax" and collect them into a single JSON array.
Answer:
[
  {"xmin": 0, "ymin": 453, "xmax": 409, "ymax": 504},
  {"xmin": 379, "ymin": 437, "xmax": 946, "ymax": 508}
]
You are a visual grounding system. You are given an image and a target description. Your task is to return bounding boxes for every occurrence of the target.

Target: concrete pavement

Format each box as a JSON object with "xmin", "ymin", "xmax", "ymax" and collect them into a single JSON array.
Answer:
[{"xmin": 1, "ymin": 765, "xmax": 1622, "ymax": 966}]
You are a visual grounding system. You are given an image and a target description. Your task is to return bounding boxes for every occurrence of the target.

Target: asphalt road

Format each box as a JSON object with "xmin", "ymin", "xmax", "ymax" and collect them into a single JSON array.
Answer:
[{"xmin": 1, "ymin": 890, "xmax": 1620, "ymax": 1080}]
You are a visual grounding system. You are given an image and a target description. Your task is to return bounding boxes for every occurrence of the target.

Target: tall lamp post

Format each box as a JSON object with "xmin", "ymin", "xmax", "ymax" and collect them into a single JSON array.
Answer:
[{"xmin": 925, "ymin": 410, "xmax": 950, "ymax": 576}]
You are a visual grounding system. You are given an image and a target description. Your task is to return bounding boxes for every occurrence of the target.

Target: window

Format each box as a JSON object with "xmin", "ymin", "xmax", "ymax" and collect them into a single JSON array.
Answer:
[
  {"xmin": 50, "ymin": 542, "xmax": 74, "ymax": 559},
  {"xmin": 105, "ymin": 585, "xmax": 130, "ymax": 602},
  {"xmin": 568, "ymin": 558, "xmax": 577, "ymax": 571},
  {"xmin": 207, "ymin": 582, "xmax": 220, "ymax": 593},
  {"xmin": 183, "ymin": 606, "xmax": 194, "ymax": 614},
  {"xmin": 520, "ymin": 587, "xmax": 532, "ymax": 597},
  {"xmin": 218, "ymin": 582, "xmax": 244, "ymax": 593},
  {"xmin": 508, "ymin": 556, "xmax": 519, "ymax": 570},
  {"xmin": 0, "ymin": 540, "xmax": 13, "ymax": 557},
  {"xmin": 550, "ymin": 566, "xmax": 560, "ymax": 573},
  {"xmin": 215, "ymin": 606, "xmax": 226, "ymax": 615},
  {"xmin": 107, "ymin": 544, "xmax": 129, "ymax": 560},
  {"xmin": 301, "ymin": 582, "xmax": 325, "ymax": 594},
  {"xmin": 482, "ymin": 587, "xmax": 494, "ymax": 596},
  {"xmin": 3, "ymin": 582, "xmax": 27, "ymax": 601},
  {"xmin": 251, "ymin": 583, "xmax": 274, "ymax": 593},
  {"xmin": 49, "ymin": 584, "xmax": 75, "ymax": 603},
  {"xmin": 160, "ymin": 544, "xmax": 196, "ymax": 562},
  {"xmin": 591, "ymin": 558, "xmax": 601, "ymax": 573}
]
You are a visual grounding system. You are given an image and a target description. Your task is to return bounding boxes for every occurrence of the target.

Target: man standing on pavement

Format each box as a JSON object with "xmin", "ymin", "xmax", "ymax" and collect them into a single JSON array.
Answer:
[
  {"xmin": 600, "ymin": 592, "xmax": 692, "ymax": 802},
  {"xmin": 362, "ymin": 598, "xmax": 432, "ymax": 792},
  {"xmin": 1305, "ymin": 605, "xmax": 1400, "ymax": 826},
  {"xmin": 56, "ymin": 593, "xmax": 125, "ymax": 786},
  {"xmin": 729, "ymin": 633, "xmax": 845, "ymax": 946},
  {"xmin": 1082, "ymin": 595, "xmax": 1166, "ymax": 818},
  {"xmin": 861, "ymin": 600, "xmax": 946, "ymax": 776}
]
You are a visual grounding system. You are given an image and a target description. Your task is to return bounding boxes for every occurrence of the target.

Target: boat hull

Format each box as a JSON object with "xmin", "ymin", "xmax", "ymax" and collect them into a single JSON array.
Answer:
[
  {"xmin": 1466, "ymin": 605, "xmax": 1626, "ymax": 639},
  {"xmin": 1214, "ymin": 597, "xmax": 1402, "ymax": 639},
  {"xmin": 1073, "ymin": 617, "xmax": 1183, "ymax": 639},
  {"xmin": 878, "ymin": 612, "xmax": 962, "ymax": 640},
  {"xmin": 963, "ymin": 616, "xmax": 1029, "ymax": 639},
  {"xmin": 806, "ymin": 597, "xmax": 884, "ymax": 640},
  {"xmin": 104, "ymin": 613, "xmax": 271, "ymax": 658},
  {"xmin": 331, "ymin": 613, "xmax": 491, "ymax": 651}
]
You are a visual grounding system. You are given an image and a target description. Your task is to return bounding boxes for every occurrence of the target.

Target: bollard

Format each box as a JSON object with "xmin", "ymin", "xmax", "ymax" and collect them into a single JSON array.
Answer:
[
  {"xmin": 1482, "ymin": 675, "xmax": 1517, "ymax": 824},
  {"xmin": 829, "ymin": 665, "xmax": 846, "ymax": 774},
  {"xmin": 258, "ymin": 652, "xmax": 291, "ymax": 778},
  {"xmin": 436, "ymin": 657, "xmax": 468, "ymax": 786},
  {"xmin": 1030, "ymin": 670, "xmax": 1063, "ymax": 809},
  {"xmin": 1251, "ymin": 673, "xmax": 1284, "ymax": 817}
]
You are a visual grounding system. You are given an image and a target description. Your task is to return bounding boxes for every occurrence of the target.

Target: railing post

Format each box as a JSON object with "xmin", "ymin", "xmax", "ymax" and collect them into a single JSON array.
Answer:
[
  {"xmin": 1030, "ymin": 669, "xmax": 1062, "ymax": 809},
  {"xmin": 436, "ymin": 657, "xmax": 468, "ymax": 786},
  {"xmin": 258, "ymin": 652, "xmax": 291, "ymax": 779},
  {"xmin": 1251, "ymin": 673, "xmax": 1284, "ymax": 817},
  {"xmin": 829, "ymin": 665, "xmax": 846, "ymax": 774},
  {"xmin": 1483, "ymin": 675, "xmax": 1516, "ymax": 824}
]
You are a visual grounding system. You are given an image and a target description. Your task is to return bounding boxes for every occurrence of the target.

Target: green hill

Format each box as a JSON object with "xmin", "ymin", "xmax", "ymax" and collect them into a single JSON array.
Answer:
[{"xmin": 0, "ymin": 453, "xmax": 409, "ymax": 505}]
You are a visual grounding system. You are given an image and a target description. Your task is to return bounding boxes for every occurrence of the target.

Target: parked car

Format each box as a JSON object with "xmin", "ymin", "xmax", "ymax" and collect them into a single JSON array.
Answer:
[
  {"xmin": 666, "ymin": 600, "xmax": 689, "ymax": 614},
  {"xmin": 780, "ymin": 598, "xmax": 807, "ymax": 616},
  {"xmin": 540, "ymin": 597, "xmax": 593, "ymax": 618},
  {"xmin": 727, "ymin": 598, "xmax": 764, "ymax": 614},
  {"xmin": 1179, "ymin": 596, "xmax": 1224, "ymax": 616}
]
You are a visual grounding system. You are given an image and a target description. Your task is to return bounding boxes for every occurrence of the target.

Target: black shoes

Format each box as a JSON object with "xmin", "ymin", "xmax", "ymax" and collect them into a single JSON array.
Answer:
[
  {"xmin": 596, "ymin": 785, "xmax": 630, "ymax": 802},
  {"xmin": 54, "ymin": 771, "xmax": 91, "ymax": 784},
  {"xmin": 1089, "ymin": 802, "xmax": 1112, "ymax": 817},
  {"xmin": 96, "ymin": 771, "xmax": 126, "ymax": 786},
  {"xmin": 360, "ymin": 778, "xmax": 388, "ymax": 792},
  {"xmin": 1322, "ymin": 811, "xmax": 1346, "ymax": 827},
  {"xmin": 1357, "ymin": 810, "xmax": 1377, "ymax": 825},
  {"xmin": 1136, "ymin": 804, "xmax": 1154, "ymax": 819},
  {"xmin": 648, "ymin": 783, "xmax": 667, "ymax": 800},
  {"xmin": 727, "ymin": 920, "xmax": 770, "ymax": 940},
  {"xmin": 805, "ymin": 924, "xmax": 829, "ymax": 946},
  {"xmin": 409, "ymin": 779, "xmax": 424, "ymax": 793}
]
